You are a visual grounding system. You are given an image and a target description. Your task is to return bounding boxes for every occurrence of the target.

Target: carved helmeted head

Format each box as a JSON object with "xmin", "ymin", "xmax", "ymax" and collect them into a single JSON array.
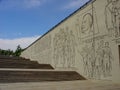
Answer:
[{"xmin": 81, "ymin": 13, "xmax": 93, "ymax": 34}]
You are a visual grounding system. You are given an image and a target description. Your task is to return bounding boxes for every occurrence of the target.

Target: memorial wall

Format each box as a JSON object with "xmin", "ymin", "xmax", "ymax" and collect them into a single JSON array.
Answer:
[{"xmin": 21, "ymin": 0, "xmax": 120, "ymax": 82}]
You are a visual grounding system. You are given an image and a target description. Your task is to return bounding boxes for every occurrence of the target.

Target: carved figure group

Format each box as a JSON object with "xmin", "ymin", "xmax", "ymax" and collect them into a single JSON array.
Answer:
[{"xmin": 53, "ymin": 28, "xmax": 76, "ymax": 68}]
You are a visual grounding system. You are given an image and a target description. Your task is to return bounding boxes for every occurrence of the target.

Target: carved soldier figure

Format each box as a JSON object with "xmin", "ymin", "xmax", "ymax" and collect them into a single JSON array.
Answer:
[
  {"xmin": 105, "ymin": 0, "xmax": 120, "ymax": 37},
  {"xmin": 103, "ymin": 42, "xmax": 113, "ymax": 76}
]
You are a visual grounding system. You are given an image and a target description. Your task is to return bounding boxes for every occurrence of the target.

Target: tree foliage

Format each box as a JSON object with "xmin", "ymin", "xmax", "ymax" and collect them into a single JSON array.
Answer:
[
  {"xmin": 0, "ymin": 45, "xmax": 24, "ymax": 56},
  {"xmin": 14, "ymin": 45, "xmax": 23, "ymax": 56}
]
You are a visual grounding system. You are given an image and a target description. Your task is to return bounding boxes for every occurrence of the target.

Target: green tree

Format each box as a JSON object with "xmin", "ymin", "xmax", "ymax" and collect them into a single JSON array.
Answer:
[
  {"xmin": 0, "ymin": 45, "xmax": 23, "ymax": 56},
  {"xmin": 14, "ymin": 45, "xmax": 23, "ymax": 56},
  {"xmin": 0, "ymin": 49, "xmax": 14, "ymax": 56}
]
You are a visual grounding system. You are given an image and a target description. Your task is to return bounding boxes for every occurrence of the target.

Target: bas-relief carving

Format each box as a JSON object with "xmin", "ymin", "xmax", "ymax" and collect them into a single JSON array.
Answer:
[
  {"xmin": 79, "ymin": 43, "xmax": 95, "ymax": 78},
  {"xmin": 21, "ymin": 0, "xmax": 119, "ymax": 80},
  {"xmin": 82, "ymin": 35, "xmax": 107, "ymax": 44},
  {"xmin": 105, "ymin": 0, "xmax": 120, "ymax": 38},
  {"xmin": 76, "ymin": 3, "xmax": 114, "ymax": 79},
  {"xmin": 95, "ymin": 41, "xmax": 113, "ymax": 78},
  {"xmin": 81, "ymin": 13, "xmax": 93, "ymax": 35},
  {"xmin": 79, "ymin": 40, "xmax": 113, "ymax": 79},
  {"xmin": 53, "ymin": 27, "xmax": 76, "ymax": 68},
  {"xmin": 76, "ymin": 7, "xmax": 99, "ymax": 40}
]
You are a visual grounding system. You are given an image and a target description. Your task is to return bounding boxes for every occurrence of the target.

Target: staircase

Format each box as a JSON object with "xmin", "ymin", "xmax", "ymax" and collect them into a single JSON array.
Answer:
[
  {"xmin": 0, "ymin": 55, "xmax": 86, "ymax": 83},
  {"xmin": 0, "ymin": 55, "xmax": 53, "ymax": 69}
]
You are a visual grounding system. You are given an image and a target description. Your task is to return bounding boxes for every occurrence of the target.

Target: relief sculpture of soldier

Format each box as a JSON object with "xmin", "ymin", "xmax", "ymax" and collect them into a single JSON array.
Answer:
[
  {"xmin": 95, "ymin": 40, "xmax": 104, "ymax": 79},
  {"xmin": 53, "ymin": 28, "xmax": 76, "ymax": 68},
  {"xmin": 80, "ymin": 44, "xmax": 96, "ymax": 78},
  {"xmin": 95, "ymin": 41, "xmax": 113, "ymax": 78},
  {"xmin": 80, "ymin": 46, "xmax": 89, "ymax": 77},
  {"xmin": 103, "ymin": 42, "xmax": 113, "ymax": 77},
  {"xmin": 68, "ymin": 30, "xmax": 76, "ymax": 68},
  {"xmin": 105, "ymin": 0, "xmax": 120, "ymax": 38},
  {"xmin": 81, "ymin": 40, "xmax": 113, "ymax": 79}
]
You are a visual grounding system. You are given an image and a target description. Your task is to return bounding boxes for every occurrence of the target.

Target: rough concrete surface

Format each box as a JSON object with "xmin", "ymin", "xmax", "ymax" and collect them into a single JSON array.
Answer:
[{"xmin": 0, "ymin": 80, "xmax": 120, "ymax": 90}]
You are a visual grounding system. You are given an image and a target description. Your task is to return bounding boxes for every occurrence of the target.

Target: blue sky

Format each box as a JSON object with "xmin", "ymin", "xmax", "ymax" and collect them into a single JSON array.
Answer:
[{"xmin": 0, "ymin": 0, "xmax": 90, "ymax": 50}]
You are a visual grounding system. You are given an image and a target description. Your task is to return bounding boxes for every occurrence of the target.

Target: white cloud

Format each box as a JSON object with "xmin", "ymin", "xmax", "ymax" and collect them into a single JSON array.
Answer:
[
  {"xmin": 63, "ymin": 0, "xmax": 89, "ymax": 9},
  {"xmin": 23, "ymin": 0, "xmax": 46, "ymax": 8},
  {"xmin": 0, "ymin": 36, "xmax": 40, "ymax": 51},
  {"xmin": 0, "ymin": 0, "xmax": 46, "ymax": 9}
]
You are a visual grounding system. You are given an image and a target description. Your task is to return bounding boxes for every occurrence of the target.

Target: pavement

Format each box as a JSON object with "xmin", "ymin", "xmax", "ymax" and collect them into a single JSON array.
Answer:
[{"xmin": 0, "ymin": 80, "xmax": 120, "ymax": 90}]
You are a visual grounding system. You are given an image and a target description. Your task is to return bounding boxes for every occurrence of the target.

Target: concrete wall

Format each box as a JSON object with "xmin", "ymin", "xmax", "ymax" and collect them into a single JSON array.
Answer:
[{"xmin": 21, "ymin": 0, "xmax": 120, "ymax": 82}]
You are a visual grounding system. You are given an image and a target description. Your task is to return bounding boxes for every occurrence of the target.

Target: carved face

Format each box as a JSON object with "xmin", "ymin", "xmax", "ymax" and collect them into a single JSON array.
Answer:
[{"xmin": 81, "ymin": 13, "xmax": 93, "ymax": 34}]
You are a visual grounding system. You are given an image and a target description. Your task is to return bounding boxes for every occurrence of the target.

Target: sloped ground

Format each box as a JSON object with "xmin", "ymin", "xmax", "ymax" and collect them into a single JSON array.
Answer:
[{"xmin": 0, "ymin": 80, "xmax": 120, "ymax": 90}]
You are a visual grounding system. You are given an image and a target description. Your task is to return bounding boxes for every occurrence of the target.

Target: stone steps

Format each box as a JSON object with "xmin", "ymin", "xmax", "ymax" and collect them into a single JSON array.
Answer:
[
  {"xmin": 0, "ymin": 56, "xmax": 53, "ymax": 69},
  {"xmin": 0, "ymin": 61, "xmax": 54, "ymax": 69},
  {"xmin": 0, "ymin": 55, "xmax": 86, "ymax": 83},
  {"xmin": 0, "ymin": 70, "xmax": 86, "ymax": 83},
  {"xmin": 0, "ymin": 55, "xmax": 27, "ymax": 60}
]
